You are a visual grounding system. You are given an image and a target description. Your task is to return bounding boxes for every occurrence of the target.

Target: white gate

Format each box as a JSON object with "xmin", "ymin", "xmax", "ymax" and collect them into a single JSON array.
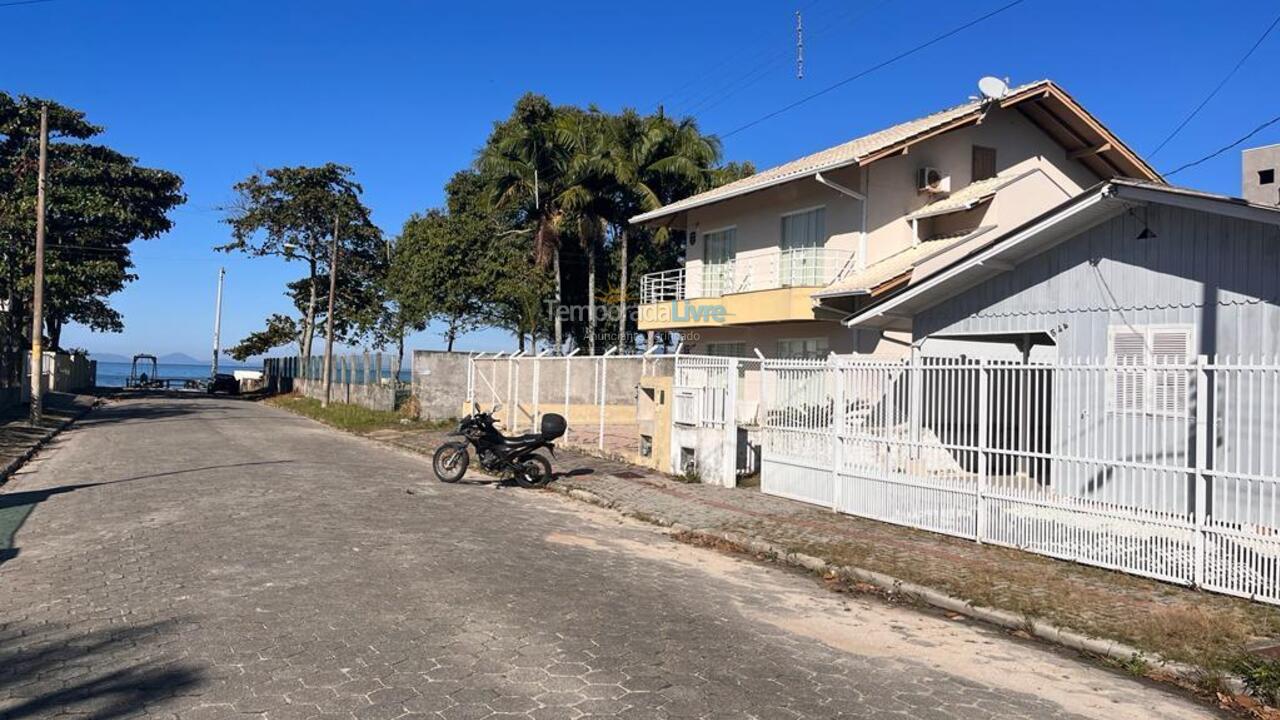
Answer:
[
  {"xmin": 672, "ymin": 356, "xmax": 737, "ymax": 487},
  {"xmin": 760, "ymin": 359, "xmax": 835, "ymax": 505}
]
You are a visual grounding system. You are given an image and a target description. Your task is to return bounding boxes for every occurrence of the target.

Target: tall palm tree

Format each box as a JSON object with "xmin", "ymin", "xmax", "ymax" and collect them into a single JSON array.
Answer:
[
  {"xmin": 606, "ymin": 111, "xmax": 722, "ymax": 348},
  {"xmin": 556, "ymin": 109, "xmax": 615, "ymax": 355},
  {"xmin": 481, "ymin": 94, "xmax": 569, "ymax": 351}
]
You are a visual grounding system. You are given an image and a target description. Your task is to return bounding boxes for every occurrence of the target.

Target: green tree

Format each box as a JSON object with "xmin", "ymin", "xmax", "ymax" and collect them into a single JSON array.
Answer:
[
  {"xmin": 0, "ymin": 93, "xmax": 185, "ymax": 383},
  {"xmin": 220, "ymin": 164, "xmax": 384, "ymax": 359},
  {"xmin": 555, "ymin": 108, "xmax": 616, "ymax": 354},
  {"xmin": 602, "ymin": 110, "xmax": 725, "ymax": 349},
  {"xmin": 480, "ymin": 94, "xmax": 570, "ymax": 350},
  {"xmin": 226, "ymin": 314, "xmax": 299, "ymax": 362}
]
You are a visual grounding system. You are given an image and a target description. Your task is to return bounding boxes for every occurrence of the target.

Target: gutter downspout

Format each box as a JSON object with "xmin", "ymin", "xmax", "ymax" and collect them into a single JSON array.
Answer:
[{"xmin": 815, "ymin": 171, "xmax": 868, "ymax": 271}]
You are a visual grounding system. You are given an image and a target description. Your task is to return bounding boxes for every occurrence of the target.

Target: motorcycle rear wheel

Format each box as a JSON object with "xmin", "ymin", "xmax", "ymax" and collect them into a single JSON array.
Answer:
[
  {"xmin": 433, "ymin": 443, "xmax": 470, "ymax": 483},
  {"xmin": 513, "ymin": 454, "xmax": 552, "ymax": 488}
]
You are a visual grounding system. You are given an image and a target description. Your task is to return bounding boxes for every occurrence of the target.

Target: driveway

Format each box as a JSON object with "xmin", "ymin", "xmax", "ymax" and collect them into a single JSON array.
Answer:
[{"xmin": 0, "ymin": 396, "xmax": 1220, "ymax": 719}]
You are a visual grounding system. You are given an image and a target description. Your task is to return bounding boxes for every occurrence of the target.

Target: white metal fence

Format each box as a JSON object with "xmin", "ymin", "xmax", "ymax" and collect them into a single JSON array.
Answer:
[
  {"xmin": 758, "ymin": 355, "xmax": 1280, "ymax": 604},
  {"xmin": 465, "ymin": 350, "xmax": 675, "ymax": 455}
]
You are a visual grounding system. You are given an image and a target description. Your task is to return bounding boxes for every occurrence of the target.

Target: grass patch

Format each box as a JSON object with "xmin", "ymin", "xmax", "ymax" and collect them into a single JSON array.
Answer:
[{"xmin": 266, "ymin": 393, "xmax": 450, "ymax": 434}]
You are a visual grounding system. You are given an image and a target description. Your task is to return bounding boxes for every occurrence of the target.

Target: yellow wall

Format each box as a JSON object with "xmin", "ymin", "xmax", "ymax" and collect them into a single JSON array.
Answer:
[
  {"xmin": 634, "ymin": 376, "xmax": 672, "ymax": 471},
  {"xmin": 638, "ymin": 286, "xmax": 819, "ymax": 331}
]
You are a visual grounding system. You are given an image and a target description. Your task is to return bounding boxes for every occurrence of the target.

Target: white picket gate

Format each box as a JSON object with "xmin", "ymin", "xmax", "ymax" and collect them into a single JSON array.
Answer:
[
  {"xmin": 672, "ymin": 356, "xmax": 738, "ymax": 487},
  {"xmin": 759, "ymin": 355, "xmax": 1280, "ymax": 604}
]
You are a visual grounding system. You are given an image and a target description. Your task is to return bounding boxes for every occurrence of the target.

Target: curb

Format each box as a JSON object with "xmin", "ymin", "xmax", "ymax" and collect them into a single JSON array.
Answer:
[
  {"xmin": 0, "ymin": 398, "xmax": 97, "ymax": 486},
  {"xmin": 548, "ymin": 480, "xmax": 1225, "ymax": 690}
]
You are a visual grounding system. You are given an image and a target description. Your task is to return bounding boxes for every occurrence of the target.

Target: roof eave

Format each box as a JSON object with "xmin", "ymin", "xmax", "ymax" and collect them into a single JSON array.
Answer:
[{"xmin": 629, "ymin": 158, "xmax": 863, "ymax": 225}]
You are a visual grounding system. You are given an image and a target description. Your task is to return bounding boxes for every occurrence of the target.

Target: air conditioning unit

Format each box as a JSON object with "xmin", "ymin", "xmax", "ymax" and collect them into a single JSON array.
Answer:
[{"xmin": 916, "ymin": 166, "xmax": 950, "ymax": 194}]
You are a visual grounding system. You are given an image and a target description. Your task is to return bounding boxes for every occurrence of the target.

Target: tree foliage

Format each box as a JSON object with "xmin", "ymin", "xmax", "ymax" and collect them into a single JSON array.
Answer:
[
  {"xmin": 220, "ymin": 164, "xmax": 386, "ymax": 359},
  {"xmin": 0, "ymin": 93, "xmax": 185, "ymax": 383}
]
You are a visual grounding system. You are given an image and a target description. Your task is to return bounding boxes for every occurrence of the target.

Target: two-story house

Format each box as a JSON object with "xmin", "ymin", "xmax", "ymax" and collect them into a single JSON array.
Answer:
[{"xmin": 633, "ymin": 79, "xmax": 1161, "ymax": 358}]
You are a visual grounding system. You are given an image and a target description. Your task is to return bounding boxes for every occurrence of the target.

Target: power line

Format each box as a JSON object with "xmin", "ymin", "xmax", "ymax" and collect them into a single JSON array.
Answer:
[
  {"xmin": 1149, "ymin": 9, "xmax": 1280, "ymax": 158},
  {"xmin": 718, "ymin": 0, "xmax": 1027, "ymax": 140},
  {"xmin": 0, "ymin": 0, "xmax": 58, "ymax": 8},
  {"xmin": 1163, "ymin": 112, "xmax": 1280, "ymax": 177}
]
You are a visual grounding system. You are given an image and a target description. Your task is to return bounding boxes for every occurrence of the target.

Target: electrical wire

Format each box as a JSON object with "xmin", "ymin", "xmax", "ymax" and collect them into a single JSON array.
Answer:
[
  {"xmin": 1163, "ymin": 112, "xmax": 1280, "ymax": 178},
  {"xmin": 0, "ymin": 0, "xmax": 59, "ymax": 8},
  {"xmin": 1149, "ymin": 9, "xmax": 1280, "ymax": 158},
  {"xmin": 718, "ymin": 0, "xmax": 1027, "ymax": 140}
]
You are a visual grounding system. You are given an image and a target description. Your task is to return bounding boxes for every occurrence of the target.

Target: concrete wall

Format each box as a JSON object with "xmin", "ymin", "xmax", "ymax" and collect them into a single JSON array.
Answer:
[
  {"xmin": 1244, "ymin": 144, "xmax": 1280, "ymax": 206},
  {"xmin": 294, "ymin": 377, "xmax": 395, "ymax": 412},
  {"xmin": 411, "ymin": 351, "xmax": 471, "ymax": 420}
]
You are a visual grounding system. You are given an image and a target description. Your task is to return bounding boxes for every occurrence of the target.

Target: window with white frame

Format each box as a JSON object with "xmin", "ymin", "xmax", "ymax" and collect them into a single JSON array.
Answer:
[
  {"xmin": 777, "ymin": 337, "xmax": 829, "ymax": 360},
  {"xmin": 780, "ymin": 207, "xmax": 826, "ymax": 286},
  {"xmin": 1107, "ymin": 325, "xmax": 1193, "ymax": 415},
  {"xmin": 702, "ymin": 227, "xmax": 735, "ymax": 297}
]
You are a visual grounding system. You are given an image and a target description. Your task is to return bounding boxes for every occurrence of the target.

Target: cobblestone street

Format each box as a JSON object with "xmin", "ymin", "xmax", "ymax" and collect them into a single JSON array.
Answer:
[{"xmin": 0, "ymin": 397, "xmax": 1220, "ymax": 719}]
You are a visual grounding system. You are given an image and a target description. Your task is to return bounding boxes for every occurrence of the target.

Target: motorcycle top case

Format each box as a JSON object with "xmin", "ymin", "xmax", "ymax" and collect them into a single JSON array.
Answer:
[{"xmin": 540, "ymin": 413, "xmax": 567, "ymax": 440}]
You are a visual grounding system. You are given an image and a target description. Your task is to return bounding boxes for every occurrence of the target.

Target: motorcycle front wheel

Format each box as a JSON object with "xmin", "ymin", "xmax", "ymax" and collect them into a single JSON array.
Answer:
[
  {"xmin": 433, "ymin": 442, "xmax": 470, "ymax": 483},
  {"xmin": 513, "ymin": 453, "xmax": 552, "ymax": 488}
]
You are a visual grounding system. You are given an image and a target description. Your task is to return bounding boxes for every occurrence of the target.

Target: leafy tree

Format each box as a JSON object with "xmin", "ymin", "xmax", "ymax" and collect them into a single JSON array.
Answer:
[
  {"xmin": 227, "ymin": 314, "xmax": 299, "ymax": 362},
  {"xmin": 220, "ymin": 164, "xmax": 384, "ymax": 359},
  {"xmin": 0, "ymin": 93, "xmax": 185, "ymax": 383},
  {"xmin": 601, "ymin": 110, "xmax": 725, "ymax": 349},
  {"xmin": 480, "ymin": 94, "xmax": 570, "ymax": 350}
]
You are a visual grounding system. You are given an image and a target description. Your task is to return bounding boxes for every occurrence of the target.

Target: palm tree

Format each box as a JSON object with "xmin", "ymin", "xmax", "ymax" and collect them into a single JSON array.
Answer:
[
  {"xmin": 556, "ymin": 109, "xmax": 615, "ymax": 355},
  {"xmin": 605, "ymin": 111, "xmax": 722, "ymax": 348},
  {"xmin": 481, "ymin": 94, "xmax": 569, "ymax": 351}
]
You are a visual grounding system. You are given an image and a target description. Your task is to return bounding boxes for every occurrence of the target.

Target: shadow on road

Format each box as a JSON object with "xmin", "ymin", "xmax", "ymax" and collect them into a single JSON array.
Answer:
[
  {"xmin": 0, "ymin": 619, "xmax": 204, "ymax": 719},
  {"xmin": 0, "ymin": 459, "xmax": 293, "ymax": 569}
]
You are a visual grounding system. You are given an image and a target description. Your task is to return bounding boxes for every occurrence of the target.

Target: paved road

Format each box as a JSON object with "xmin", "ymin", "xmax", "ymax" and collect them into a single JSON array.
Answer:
[{"xmin": 0, "ymin": 397, "xmax": 1219, "ymax": 720}]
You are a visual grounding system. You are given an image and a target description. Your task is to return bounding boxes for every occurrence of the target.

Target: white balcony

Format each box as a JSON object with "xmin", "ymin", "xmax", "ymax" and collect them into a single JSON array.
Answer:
[{"xmin": 640, "ymin": 247, "xmax": 855, "ymax": 304}]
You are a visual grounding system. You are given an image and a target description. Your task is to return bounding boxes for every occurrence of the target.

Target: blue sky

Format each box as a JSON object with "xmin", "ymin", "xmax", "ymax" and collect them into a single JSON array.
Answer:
[{"xmin": 3, "ymin": 0, "xmax": 1278, "ymax": 361}]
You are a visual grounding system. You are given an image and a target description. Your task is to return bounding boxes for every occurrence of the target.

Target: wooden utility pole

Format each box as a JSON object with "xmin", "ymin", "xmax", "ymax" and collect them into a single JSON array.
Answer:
[
  {"xmin": 320, "ymin": 214, "xmax": 339, "ymax": 407},
  {"xmin": 29, "ymin": 105, "xmax": 48, "ymax": 426}
]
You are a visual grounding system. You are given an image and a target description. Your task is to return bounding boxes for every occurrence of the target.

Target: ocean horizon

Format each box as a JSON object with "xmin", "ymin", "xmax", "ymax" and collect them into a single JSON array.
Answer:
[{"xmin": 94, "ymin": 360, "xmax": 259, "ymax": 388}]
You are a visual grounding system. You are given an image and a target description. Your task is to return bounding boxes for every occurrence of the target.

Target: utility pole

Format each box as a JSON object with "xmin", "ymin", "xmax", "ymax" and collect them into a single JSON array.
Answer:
[
  {"xmin": 211, "ymin": 267, "xmax": 225, "ymax": 378},
  {"xmin": 29, "ymin": 105, "xmax": 48, "ymax": 427},
  {"xmin": 320, "ymin": 214, "xmax": 339, "ymax": 408}
]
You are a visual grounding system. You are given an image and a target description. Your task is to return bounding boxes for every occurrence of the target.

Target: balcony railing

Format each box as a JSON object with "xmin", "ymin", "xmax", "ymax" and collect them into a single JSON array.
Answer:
[{"xmin": 640, "ymin": 247, "xmax": 855, "ymax": 304}]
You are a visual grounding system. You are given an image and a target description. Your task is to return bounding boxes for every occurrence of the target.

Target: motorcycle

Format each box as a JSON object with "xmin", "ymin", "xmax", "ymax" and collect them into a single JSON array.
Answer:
[{"xmin": 432, "ymin": 406, "xmax": 566, "ymax": 488}]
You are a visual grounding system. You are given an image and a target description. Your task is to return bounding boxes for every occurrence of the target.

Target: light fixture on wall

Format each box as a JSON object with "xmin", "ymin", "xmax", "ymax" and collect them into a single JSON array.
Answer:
[{"xmin": 1129, "ymin": 207, "xmax": 1157, "ymax": 240}]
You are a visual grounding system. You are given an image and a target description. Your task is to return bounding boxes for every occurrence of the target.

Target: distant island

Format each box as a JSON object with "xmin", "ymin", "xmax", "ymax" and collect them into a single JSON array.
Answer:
[{"xmin": 89, "ymin": 351, "xmax": 243, "ymax": 366}]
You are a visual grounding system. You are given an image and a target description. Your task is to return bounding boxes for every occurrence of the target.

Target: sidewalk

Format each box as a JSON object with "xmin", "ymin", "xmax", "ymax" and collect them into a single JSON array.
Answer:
[{"xmin": 0, "ymin": 393, "xmax": 97, "ymax": 483}]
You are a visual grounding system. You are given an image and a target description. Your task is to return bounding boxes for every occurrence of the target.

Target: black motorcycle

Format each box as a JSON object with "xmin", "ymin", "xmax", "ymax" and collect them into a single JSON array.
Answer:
[{"xmin": 433, "ymin": 407, "xmax": 566, "ymax": 488}]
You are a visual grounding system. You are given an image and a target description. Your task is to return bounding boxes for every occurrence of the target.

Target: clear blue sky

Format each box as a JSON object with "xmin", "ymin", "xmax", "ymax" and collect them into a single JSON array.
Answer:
[{"xmin": 4, "ymin": 0, "xmax": 1278, "ymax": 361}]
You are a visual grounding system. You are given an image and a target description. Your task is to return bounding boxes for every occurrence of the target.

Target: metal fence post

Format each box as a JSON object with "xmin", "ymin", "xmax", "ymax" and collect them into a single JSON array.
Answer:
[
  {"xmin": 724, "ymin": 357, "xmax": 739, "ymax": 488},
  {"xmin": 1194, "ymin": 354, "xmax": 1209, "ymax": 588},
  {"xmin": 830, "ymin": 355, "xmax": 845, "ymax": 512},
  {"xmin": 563, "ymin": 350, "xmax": 576, "ymax": 445},
  {"xmin": 600, "ymin": 346, "xmax": 618, "ymax": 451},
  {"xmin": 976, "ymin": 359, "xmax": 989, "ymax": 544}
]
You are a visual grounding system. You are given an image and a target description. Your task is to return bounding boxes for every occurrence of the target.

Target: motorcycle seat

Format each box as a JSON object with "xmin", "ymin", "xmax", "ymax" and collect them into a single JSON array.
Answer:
[{"xmin": 502, "ymin": 433, "xmax": 545, "ymax": 444}]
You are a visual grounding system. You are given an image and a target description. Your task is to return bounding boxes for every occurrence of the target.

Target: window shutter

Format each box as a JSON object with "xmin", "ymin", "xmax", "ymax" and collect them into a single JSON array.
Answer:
[
  {"xmin": 1150, "ymin": 329, "xmax": 1191, "ymax": 415},
  {"xmin": 1110, "ymin": 330, "xmax": 1146, "ymax": 413},
  {"xmin": 972, "ymin": 146, "xmax": 997, "ymax": 181}
]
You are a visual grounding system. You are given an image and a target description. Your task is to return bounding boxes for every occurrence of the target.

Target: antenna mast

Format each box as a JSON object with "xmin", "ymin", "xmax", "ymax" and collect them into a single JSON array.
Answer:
[{"xmin": 795, "ymin": 11, "xmax": 804, "ymax": 80}]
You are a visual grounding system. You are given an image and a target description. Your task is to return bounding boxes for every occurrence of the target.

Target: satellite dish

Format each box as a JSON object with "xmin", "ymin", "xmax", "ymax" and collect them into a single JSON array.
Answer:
[{"xmin": 978, "ymin": 76, "xmax": 1009, "ymax": 100}]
